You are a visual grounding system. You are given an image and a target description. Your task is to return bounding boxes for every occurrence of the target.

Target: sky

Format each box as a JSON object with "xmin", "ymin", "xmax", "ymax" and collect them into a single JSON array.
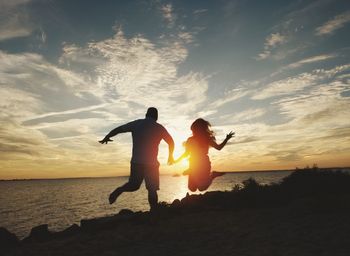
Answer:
[{"xmin": 0, "ymin": 0, "xmax": 350, "ymax": 179}]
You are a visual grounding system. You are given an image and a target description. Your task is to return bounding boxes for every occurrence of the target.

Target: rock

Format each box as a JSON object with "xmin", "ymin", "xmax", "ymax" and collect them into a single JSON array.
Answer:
[
  {"xmin": 55, "ymin": 224, "xmax": 80, "ymax": 238},
  {"xmin": 23, "ymin": 224, "xmax": 52, "ymax": 242},
  {"xmin": 0, "ymin": 227, "xmax": 20, "ymax": 251},
  {"xmin": 81, "ymin": 215, "xmax": 121, "ymax": 231},
  {"xmin": 118, "ymin": 209, "xmax": 134, "ymax": 215},
  {"xmin": 171, "ymin": 199, "xmax": 181, "ymax": 208}
]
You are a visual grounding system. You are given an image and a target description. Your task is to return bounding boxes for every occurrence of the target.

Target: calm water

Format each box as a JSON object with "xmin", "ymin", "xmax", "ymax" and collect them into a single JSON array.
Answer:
[{"xmin": 0, "ymin": 171, "xmax": 291, "ymax": 238}]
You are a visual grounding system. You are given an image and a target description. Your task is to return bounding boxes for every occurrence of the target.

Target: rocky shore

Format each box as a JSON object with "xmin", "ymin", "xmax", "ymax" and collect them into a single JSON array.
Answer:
[{"xmin": 2, "ymin": 169, "xmax": 350, "ymax": 256}]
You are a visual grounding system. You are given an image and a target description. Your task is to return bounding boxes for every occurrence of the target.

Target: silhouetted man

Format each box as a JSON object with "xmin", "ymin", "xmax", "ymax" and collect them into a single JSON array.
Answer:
[{"xmin": 99, "ymin": 107, "xmax": 174, "ymax": 210}]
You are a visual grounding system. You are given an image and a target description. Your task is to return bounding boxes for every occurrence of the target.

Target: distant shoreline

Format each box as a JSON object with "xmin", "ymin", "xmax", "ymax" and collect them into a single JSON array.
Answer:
[{"xmin": 1, "ymin": 167, "xmax": 349, "ymax": 182}]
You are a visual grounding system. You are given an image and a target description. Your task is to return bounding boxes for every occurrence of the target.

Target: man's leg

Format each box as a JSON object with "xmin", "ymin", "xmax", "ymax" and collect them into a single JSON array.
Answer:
[
  {"xmin": 109, "ymin": 164, "xmax": 143, "ymax": 204},
  {"xmin": 148, "ymin": 189, "xmax": 158, "ymax": 210},
  {"xmin": 109, "ymin": 181, "xmax": 141, "ymax": 204},
  {"xmin": 144, "ymin": 164, "xmax": 160, "ymax": 210}
]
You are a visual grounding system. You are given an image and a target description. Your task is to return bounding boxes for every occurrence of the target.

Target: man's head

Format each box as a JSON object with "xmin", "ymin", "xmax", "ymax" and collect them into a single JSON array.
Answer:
[{"xmin": 145, "ymin": 107, "xmax": 158, "ymax": 121}]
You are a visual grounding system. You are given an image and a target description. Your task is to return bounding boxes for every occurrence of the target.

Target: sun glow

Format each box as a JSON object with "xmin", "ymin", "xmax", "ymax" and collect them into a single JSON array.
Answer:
[
  {"xmin": 168, "ymin": 127, "xmax": 191, "ymax": 172},
  {"xmin": 177, "ymin": 157, "xmax": 189, "ymax": 169}
]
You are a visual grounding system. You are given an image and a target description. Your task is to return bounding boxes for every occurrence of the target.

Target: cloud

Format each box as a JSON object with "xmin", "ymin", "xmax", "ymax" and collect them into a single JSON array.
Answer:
[
  {"xmin": 319, "ymin": 127, "xmax": 350, "ymax": 140},
  {"xmin": 276, "ymin": 80, "xmax": 350, "ymax": 124},
  {"xmin": 193, "ymin": 9, "xmax": 207, "ymax": 15},
  {"xmin": 257, "ymin": 78, "xmax": 350, "ymax": 165},
  {"xmin": 234, "ymin": 136, "xmax": 260, "ymax": 144},
  {"xmin": 178, "ymin": 31, "xmax": 194, "ymax": 44},
  {"xmin": 265, "ymin": 149, "xmax": 304, "ymax": 162},
  {"xmin": 40, "ymin": 28, "xmax": 46, "ymax": 43},
  {"xmin": 285, "ymin": 54, "xmax": 337, "ymax": 69},
  {"xmin": 210, "ymin": 86, "xmax": 250, "ymax": 109},
  {"xmin": 0, "ymin": 12, "xmax": 33, "ymax": 41},
  {"xmin": 233, "ymin": 108, "xmax": 266, "ymax": 122},
  {"xmin": 266, "ymin": 33, "xmax": 286, "ymax": 47},
  {"xmin": 22, "ymin": 103, "xmax": 109, "ymax": 123},
  {"xmin": 0, "ymin": 50, "xmax": 97, "ymax": 104},
  {"xmin": 71, "ymin": 29, "xmax": 208, "ymax": 114},
  {"xmin": 225, "ymin": 75, "xmax": 350, "ymax": 165},
  {"xmin": 0, "ymin": 118, "xmax": 63, "ymax": 161},
  {"xmin": 160, "ymin": 3, "xmax": 175, "ymax": 26},
  {"xmin": 256, "ymin": 33, "xmax": 287, "ymax": 60},
  {"xmin": 0, "ymin": 0, "xmax": 34, "ymax": 41},
  {"xmin": 269, "ymin": 54, "xmax": 338, "ymax": 77},
  {"xmin": 252, "ymin": 64, "xmax": 350, "ymax": 100},
  {"xmin": 0, "ymin": 0, "xmax": 31, "ymax": 8},
  {"xmin": 315, "ymin": 11, "xmax": 350, "ymax": 36},
  {"xmin": 0, "ymin": 86, "xmax": 41, "ymax": 118},
  {"xmin": 0, "ymin": 25, "xmax": 211, "ymax": 177},
  {"xmin": 216, "ymin": 108, "xmax": 266, "ymax": 125}
]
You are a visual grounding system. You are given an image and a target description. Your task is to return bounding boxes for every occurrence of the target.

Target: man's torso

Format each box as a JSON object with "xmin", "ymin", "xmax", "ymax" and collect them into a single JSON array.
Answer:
[{"xmin": 128, "ymin": 118, "xmax": 166, "ymax": 165}]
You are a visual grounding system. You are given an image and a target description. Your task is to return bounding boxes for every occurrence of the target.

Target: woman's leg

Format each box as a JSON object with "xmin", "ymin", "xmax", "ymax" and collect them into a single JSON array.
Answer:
[
  {"xmin": 188, "ymin": 175, "xmax": 198, "ymax": 192},
  {"xmin": 197, "ymin": 172, "xmax": 226, "ymax": 191},
  {"xmin": 197, "ymin": 178, "xmax": 212, "ymax": 191}
]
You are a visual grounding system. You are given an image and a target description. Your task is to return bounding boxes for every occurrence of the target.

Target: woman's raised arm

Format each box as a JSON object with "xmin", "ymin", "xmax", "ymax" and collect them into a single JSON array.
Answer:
[{"xmin": 210, "ymin": 131, "xmax": 235, "ymax": 150}]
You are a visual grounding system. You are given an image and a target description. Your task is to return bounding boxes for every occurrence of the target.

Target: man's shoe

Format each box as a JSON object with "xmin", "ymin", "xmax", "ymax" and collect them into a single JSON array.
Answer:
[{"xmin": 109, "ymin": 192, "xmax": 118, "ymax": 204}]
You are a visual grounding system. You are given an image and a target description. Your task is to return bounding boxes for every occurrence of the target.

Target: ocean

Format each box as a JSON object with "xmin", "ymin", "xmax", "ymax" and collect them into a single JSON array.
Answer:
[{"xmin": 0, "ymin": 171, "xmax": 293, "ymax": 238}]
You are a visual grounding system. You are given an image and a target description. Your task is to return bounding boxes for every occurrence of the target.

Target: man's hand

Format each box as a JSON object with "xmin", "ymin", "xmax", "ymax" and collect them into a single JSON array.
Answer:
[
  {"xmin": 99, "ymin": 137, "xmax": 113, "ymax": 144},
  {"xmin": 167, "ymin": 155, "xmax": 174, "ymax": 165},
  {"xmin": 226, "ymin": 131, "xmax": 235, "ymax": 141}
]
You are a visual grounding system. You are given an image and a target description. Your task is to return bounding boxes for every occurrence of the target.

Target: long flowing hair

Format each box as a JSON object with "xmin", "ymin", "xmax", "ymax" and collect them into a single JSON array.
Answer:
[{"xmin": 190, "ymin": 118, "xmax": 216, "ymax": 144}]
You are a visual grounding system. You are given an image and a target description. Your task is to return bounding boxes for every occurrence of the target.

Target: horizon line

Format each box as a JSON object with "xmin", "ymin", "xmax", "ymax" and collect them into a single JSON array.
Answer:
[{"xmin": 1, "ymin": 166, "xmax": 349, "ymax": 181}]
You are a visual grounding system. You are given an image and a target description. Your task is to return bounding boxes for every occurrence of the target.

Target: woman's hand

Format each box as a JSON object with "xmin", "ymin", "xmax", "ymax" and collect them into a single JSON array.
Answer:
[
  {"xmin": 173, "ymin": 157, "xmax": 181, "ymax": 164},
  {"xmin": 226, "ymin": 131, "xmax": 235, "ymax": 140}
]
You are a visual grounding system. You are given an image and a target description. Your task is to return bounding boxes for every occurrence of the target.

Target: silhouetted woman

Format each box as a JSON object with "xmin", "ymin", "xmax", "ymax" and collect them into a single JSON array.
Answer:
[{"xmin": 175, "ymin": 118, "xmax": 234, "ymax": 192}]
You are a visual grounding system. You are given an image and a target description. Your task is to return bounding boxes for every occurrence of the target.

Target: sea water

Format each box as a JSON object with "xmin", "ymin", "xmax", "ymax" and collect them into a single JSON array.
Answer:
[{"xmin": 0, "ymin": 171, "xmax": 292, "ymax": 238}]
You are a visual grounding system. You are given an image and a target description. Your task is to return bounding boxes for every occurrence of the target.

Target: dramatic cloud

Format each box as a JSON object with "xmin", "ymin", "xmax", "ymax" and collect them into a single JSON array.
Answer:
[
  {"xmin": 0, "ymin": 26, "xmax": 210, "ymax": 177},
  {"xmin": 1, "ymin": 0, "xmax": 350, "ymax": 178},
  {"xmin": 315, "ymin": 11, "xmax": 350, "ymax": 36}
]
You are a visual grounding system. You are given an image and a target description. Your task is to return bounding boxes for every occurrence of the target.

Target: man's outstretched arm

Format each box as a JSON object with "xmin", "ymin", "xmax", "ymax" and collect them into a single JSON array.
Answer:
[
  {"xmin": 99, "ymin": 122, "xmax": 134, "ymax": 144},
  {"xmin": 163, "ymin": 130, "xmax": 175, "ymax": 165}
]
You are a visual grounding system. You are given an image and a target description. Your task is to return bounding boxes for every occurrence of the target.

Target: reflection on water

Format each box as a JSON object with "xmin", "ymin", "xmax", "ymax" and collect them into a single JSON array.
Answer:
[{"xmin": 0, "ymin": 171, "xmax": 291, "ymax": 238}]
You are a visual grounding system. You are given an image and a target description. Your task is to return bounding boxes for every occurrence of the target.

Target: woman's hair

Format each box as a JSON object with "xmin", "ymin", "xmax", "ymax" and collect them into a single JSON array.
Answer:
[{"xmin": 190, "ymin": 118, "xmax": 216, "ymax": 143}]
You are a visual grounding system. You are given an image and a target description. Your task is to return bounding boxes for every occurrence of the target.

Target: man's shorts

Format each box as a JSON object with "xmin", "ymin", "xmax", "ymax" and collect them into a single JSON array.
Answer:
[{"xmin": 129, "ymin": 163, "xmax": 160, "ymax": 191}]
